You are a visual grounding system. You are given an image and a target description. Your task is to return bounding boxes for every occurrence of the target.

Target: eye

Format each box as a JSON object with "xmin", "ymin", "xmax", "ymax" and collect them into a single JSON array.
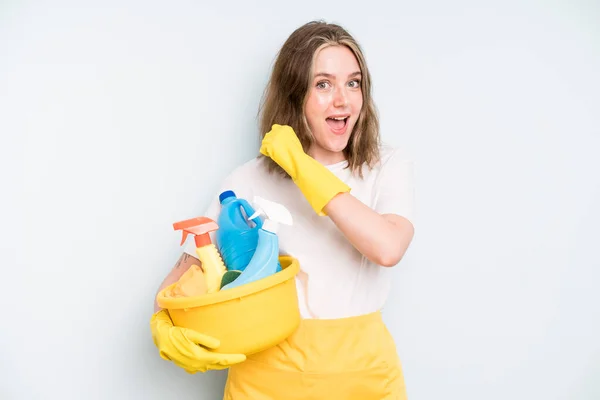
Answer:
[
  {"xmin": 316, "ymin": 81, "xmax": 331, "ymax": 90},
  {"xmin": 348, "ymin": 79, "xmax": 361, "ymax": 88}
]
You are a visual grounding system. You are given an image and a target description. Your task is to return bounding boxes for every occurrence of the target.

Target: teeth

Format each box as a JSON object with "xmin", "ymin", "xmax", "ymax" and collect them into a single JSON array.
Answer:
[{"xmin": 330, "ymin": 117, "xmax": 347, "ymax": 120}]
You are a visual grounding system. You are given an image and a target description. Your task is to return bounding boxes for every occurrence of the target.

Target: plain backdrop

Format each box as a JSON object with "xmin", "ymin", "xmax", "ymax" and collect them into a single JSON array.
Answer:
[{"xmin": 1, "ymin": 1, "xmax": 599, "ymax": 399}]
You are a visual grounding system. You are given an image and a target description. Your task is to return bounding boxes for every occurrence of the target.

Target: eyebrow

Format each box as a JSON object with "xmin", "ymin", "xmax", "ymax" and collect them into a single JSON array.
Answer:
[{"xmin": 313, "ymin": 71, "xmax": 362, "ymax": 79}]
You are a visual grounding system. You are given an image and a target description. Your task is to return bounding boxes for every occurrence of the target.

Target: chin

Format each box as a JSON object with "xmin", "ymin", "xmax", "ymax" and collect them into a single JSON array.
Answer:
[
  {"xmin": 323, "ymin": 134, "xmax": 349, "ymax": 150},
  {"xmin": 330, "ymin": 142, "xmax": 349, "ymax": 153}
]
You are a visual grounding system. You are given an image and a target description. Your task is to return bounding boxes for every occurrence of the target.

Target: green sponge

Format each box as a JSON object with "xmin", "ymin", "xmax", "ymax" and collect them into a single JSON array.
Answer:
[{"xmin": 220, "ymin": 270, "xmax": 242, "ymax": 289}]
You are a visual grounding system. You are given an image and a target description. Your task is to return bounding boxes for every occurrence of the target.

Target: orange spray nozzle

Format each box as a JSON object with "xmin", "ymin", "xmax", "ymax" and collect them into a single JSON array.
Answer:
[{"xmin": 173, "ymin": 217, "xmax": 219, "ymax": 248}]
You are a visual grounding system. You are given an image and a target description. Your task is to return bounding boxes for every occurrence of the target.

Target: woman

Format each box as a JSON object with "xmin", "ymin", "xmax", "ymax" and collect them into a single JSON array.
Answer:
[{"xmin": 151, "ymin": 20, "xmax": 415, "ymax": 399}]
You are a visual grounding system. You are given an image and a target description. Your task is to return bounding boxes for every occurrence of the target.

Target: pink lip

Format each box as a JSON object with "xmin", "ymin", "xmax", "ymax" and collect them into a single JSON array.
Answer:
[{"xmin": 328, "ymin": 120, "xmax": 348, "ymax": 136}]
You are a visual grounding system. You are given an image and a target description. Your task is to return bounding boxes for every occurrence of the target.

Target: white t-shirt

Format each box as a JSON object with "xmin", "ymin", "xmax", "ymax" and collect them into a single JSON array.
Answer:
[{"xmin": 184, "ymin": 143, "xmax": 415, "ymax": 319}]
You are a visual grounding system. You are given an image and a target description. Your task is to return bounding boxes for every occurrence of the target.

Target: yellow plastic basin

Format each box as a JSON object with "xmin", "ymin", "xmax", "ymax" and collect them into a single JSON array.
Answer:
[{"xmin": 156, "ymin": 256, "xmax": 301, "ymax": 355}]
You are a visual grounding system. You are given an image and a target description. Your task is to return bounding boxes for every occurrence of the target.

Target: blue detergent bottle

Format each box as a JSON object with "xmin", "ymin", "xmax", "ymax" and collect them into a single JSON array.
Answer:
[
  {"xmin": 221, "ymin": 196, "xmax": 293, "ymax": 290},
  {"xmin": 216, "ymin": 190, "xmax": 262, "ymax": 272}
]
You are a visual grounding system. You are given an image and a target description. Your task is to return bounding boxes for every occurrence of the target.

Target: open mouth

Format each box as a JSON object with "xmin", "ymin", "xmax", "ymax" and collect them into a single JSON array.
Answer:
[{"xmin": 326, "ymin": 116, "xmax": 349, "ymax": 131}]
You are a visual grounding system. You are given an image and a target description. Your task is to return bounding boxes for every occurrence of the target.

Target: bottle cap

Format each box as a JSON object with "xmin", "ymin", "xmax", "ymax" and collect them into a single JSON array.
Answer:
[{"xmin": 219, "ymin": 190, "xmax": 236, "ymax": 203}]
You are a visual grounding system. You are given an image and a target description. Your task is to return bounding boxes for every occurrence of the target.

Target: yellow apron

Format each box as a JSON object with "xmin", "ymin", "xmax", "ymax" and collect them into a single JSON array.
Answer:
[{"xmin": 223, "ymin": 311, "xmax": 407, "ymax": 399}]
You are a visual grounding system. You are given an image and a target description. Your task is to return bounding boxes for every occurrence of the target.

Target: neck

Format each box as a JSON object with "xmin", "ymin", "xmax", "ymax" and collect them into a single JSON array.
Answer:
[{"xmin": 308, "ymin": 147, "xmax": 346, "ymax": 166}]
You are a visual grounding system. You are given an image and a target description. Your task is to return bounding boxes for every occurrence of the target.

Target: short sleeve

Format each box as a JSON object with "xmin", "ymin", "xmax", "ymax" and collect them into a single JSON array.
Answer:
[{"xmin": 373, "ymin": 148, "xmax": 416, "ymax": 226}]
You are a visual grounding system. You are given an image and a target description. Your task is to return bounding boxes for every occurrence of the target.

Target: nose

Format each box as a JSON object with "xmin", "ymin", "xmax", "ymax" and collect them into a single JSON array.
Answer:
[{"xmin": 333, "ymin": 86, "xmax": 348, "ymax": 108}]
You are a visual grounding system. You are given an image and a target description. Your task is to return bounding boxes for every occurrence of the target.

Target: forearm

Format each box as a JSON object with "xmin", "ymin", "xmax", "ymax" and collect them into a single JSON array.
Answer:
[
  {"xmin": 153, "ymin": 253, "xmax": 200, "ymax": 312},
  {"xmin": 324, "ymin": 192, "xmax": 414, "ymax": 267}
]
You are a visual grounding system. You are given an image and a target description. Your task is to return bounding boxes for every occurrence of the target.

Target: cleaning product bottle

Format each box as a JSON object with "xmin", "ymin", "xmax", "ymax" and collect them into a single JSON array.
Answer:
[
  {"xmin": 216, "ymin": 190, "xmax": 263, "ymax": 272},
  {"xmin": 221, "ymin": 196, "xmax": 292, "ymax": 290},
  {"xmin": 173, "ymin": 217, "xmax": 226, "ymax": 294}
]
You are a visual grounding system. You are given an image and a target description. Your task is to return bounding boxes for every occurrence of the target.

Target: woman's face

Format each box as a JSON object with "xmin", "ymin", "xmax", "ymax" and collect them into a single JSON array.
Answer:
[{"xmin": 304, "ymin": 45, "xmax": 363, "ymax": 165}]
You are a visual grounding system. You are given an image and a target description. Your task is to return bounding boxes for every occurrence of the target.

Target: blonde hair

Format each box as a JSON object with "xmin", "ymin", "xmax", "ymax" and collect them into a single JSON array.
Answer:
[{"xmin": 258, "ymin": 20, "xmax": 380, "ymax": 178}]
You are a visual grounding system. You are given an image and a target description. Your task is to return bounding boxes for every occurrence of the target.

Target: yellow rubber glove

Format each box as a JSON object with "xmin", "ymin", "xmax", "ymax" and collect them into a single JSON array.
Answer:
[
  {"xmin": 150, "ymin": 310, "xmax": 246, "ymax": 373},
  {"xmin": 260, "ymin": 124, "xmax": 350, "ymax": 216}
]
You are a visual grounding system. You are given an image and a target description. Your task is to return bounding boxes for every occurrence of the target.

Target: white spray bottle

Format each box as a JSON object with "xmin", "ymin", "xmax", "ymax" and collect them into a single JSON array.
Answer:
[{"xmin": 221, "ymin": 196, "xmax": 292, "ymax": 290}]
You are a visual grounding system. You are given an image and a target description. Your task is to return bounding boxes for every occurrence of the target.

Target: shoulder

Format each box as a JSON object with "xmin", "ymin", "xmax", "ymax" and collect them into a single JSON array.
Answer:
[
  {"xmin": 224, "ymin": 156, "xmax": 269, "ymax": 182},
  {"xmin": 377, "ymin": 142, "xmax": 414, "ymax": 166},
  {"xmin": 362, "ymin": 142, "xmax": 414, "ymax": 178},
  {"xmin": 218, "ymin": 156, "xmax": 276, "ymax": 196}
]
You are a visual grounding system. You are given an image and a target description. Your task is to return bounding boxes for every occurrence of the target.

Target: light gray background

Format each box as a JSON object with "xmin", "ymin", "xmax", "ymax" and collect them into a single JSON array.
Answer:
[{"xmin": 1, "ymin": 1, "xmax": 599, "ymax": 399}]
